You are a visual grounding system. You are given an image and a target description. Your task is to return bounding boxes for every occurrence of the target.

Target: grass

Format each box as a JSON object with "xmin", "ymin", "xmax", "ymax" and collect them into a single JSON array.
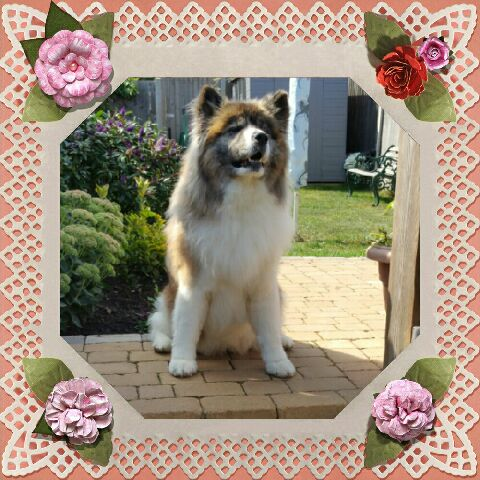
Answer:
[{"xmin": 288, "ymin": 183, "xmax": 394, "ymax": 257}]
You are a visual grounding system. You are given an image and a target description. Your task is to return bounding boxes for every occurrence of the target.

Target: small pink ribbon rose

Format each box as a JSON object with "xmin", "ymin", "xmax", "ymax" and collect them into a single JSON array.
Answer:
[
  {"xmin": 35, "ymin": 30, "xmax": 112, "ymax": 108},
  {"xmin": 418, "ymin": 37, "xmax": 451, "ymax": 71},
  {"xmin": 45, "ymin": 378, "xmax": 112, "ymax": 445},
  {"xmin": 372, "ymin": 379, "xmax": 435, "ymax": 442}
]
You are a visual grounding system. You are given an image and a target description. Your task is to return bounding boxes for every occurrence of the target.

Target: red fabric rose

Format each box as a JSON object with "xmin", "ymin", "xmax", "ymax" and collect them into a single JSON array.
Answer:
[{"xmin": 376, "ymin": 45, "xmax": 428, "ymax": 100}]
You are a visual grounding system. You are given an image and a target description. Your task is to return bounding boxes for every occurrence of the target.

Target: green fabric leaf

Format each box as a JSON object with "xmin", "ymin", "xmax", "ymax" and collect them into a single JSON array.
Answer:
[
  {"xmin": 404, "ymin": 357, "xmax": 456, "ymax": 401},
  {"xmin": 33, "ymin": 412, "xmax": 54, "ymax": 436},
  {"xmin": 45, "ymin": 2, "xmax": 82, "ymax": 38},
  {"xmin": 404, "ymin": 73, "xmax": 457, "ymax": 122},
  {"xmin": 20, "ymin": 38, "xmax": 45, "ymax": 69},
  {"xmin": 364, "ymin": 12, "xmax": 411, "ymax": 60},
  {"xmin": 22, "ymin": 357, "xmax": 74, "ymax": 402},
  {"xmin": 22, "ymin": 84, "xmax": 69, "ymax": 122},
  {"xmin": 364, "ymin": 425, "xmax": 405, "ymax": 468},
  {"xmin": 74, "ymin": 428, "xmax": 113, "ymax": 466},
  {"xmin": 82, "ymin": 13, "xmax": 114, "ymax": 49}
]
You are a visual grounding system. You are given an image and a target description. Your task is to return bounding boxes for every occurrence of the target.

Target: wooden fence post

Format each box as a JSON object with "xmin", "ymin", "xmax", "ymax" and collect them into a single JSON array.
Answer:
[{"xmin": 384, "ymin": 129, "xmax": 420, "ymax": 366}]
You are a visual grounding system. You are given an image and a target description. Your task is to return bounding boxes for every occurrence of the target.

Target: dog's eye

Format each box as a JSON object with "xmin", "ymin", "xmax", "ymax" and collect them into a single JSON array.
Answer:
[{"xmin": 228, "ymin": 125, "xmax": 243, "ymax": 134}]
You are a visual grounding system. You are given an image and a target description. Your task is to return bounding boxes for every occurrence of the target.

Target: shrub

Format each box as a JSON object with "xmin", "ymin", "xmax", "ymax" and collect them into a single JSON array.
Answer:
[
  {"xmin": 60, "ymin": 108, "xmax": 182, "ymax": 216},
  {"xmin": 60, "ymin": 190, "xmax": 125, "ymax": 331},
  {"xmin": 121, "ymin": 178, "xmax": 168, "ymax": 282}
]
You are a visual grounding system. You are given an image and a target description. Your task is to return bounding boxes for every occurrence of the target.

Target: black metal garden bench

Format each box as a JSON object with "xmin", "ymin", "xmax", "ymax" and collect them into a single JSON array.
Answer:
[{"xmin": 345, "ymin": 145, "xmax": 398, "ymax": 206}]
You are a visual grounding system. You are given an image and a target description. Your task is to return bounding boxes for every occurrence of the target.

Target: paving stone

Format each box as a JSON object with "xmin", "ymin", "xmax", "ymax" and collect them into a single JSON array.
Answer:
[
  {"xmin": 204, "ymin": 369, "xmax": 269, "ymax": 383},
  {"xmin": 130, "ymin": 350, "xmax": 170, "ymax": 362},
  {"xmin": 230, "ymin": 359, "xmax": 265, "ymax": 370},
  {"xmin": 337, "ymin": 361, "xmax": 379, "ymax": 372},
  {"xmin": 159, "ymin": 373, "xmax": 206, "ymax": 384},
  {"xmin": 273, "ymin": 392, "xmax": 347, "ymax": 418},
  {"xmin": 88, "ymin": 351, "xmax": 129, "ymax": 363},
  {"xmin": 352, "ymin": 338, "xmax": 385, "ymax": 349},
  {"xmin": 86, "ymin": 334, "xmax": 142, "ymax": 344},
  {"xmin": 197, "ymin": 359, "xmax": 233, "ymax": 371},
  {"xmin": 104, "ymin": 373, "xmax": 159, "ymax": 386},
  {"xmin": 242, "ymin": 381, "xmax": 291, "ymax": 395},
  {"xmin": 338, "ymin": 389, "xmax": 362, "ymax": 403},
  {"xmin": 291, "ymin": 356, "xmax": 333, "ymax": 368},
  {"xmin": 77, "ymin": 352, "xmax": 88, "ymax": 360},
  {"xmin": 174, "ymin": 382, "xmax": 244, "ymax": 397},
  {"xmin": 137, "ymin": 361, "xmax": 169, "ymax": 373},
  {"xmin": 324, "ymin": 349, "xmax": 369, "ymax": 363},
  {"xmin": 289, "ymin": 348, "xmax": 326, "ymax": 358},
  {"xmin": 84, "ymin": 342, "xmax": 143, "ymax": 352},
  {"xmin": 296, "ymin": 365, "xmax": 345, "ymax": 379},
  {"xmin": 345, "ymin": 370, "xmax": 380, "ymax": 388},
  {"xmin": 139, "ymin": 385, "xmax": 174, "ymax": 399},
  {"xmin": 92, "ymin": 362, "xmax": 137, "ymax": 374},
  {"xmin": 287, "ymin": 376, "xmax": 356, "ymax": 393},
  {"xmin": 130, "ymin": 398, "xmax": 202, "ymax": 419},
  {"xmin": 115, "ymin": 386, "xmax": 138, "ymax": 401},
  {"xmin": 201, "ymin": 395, "xmax": 276, "ymax": 419}
]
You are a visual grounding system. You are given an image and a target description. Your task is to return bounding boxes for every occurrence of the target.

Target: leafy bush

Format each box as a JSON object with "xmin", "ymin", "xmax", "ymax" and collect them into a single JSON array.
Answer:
[
  {"xmin": 112, "ymin": 77, "xmax": 139, "ymax": 99},
  {"xmin": 121, "ymin": 178, "xmax": 167, "ymax": 282},
  {"xmin": 60, "ymin": 190, "xmax": 125, "ymax": 331},
  {"xmin": 60, "ymin": 108, "xmax": 182, "ymax": 216},
  {"xmin": 367, "ymin": 227, "xmax": 392, "ymax": 247}
]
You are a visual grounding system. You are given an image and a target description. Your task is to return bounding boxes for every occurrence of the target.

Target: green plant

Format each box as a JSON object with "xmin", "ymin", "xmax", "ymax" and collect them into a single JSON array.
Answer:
[
  {"xmin": 122, "ymin": 206, "xmax": 167, "ymax": 283},
  {"xmin": 112, "ymin": 77, "xmax": 139, "ymax": 99},
  {"xmin": 367, "ymin": 227, "xmax": 393, "ymax": 247},
  {"xmin": 60, "ymin": 108, "xmax": 182, "ymax": 216},
  {"xmin": 60, "ymin": 190, "xmax": 125, "ymax": 331}
]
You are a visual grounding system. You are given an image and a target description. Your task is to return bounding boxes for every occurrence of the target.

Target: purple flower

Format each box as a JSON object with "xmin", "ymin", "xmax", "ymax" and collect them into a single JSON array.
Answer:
[
  {"xmin": 154, "ymin": 136, "xmax": 166, "ymax": 152},
  {"xmin": 35, "ymin": 30, "xmax": 112, "ymax": 108},
  {"xmin": 118, "ymin": 106, "xmax": 126, "ymax": 116},
  {"xmin": 45, "ymin": 378, "xmax": 112, "ymax": 445},
  {"xmin": 418, "ymin": 37, "xmax": 451, "ymax": 71},
  {"xmin": 372, "ymin": 379, "xmax": 435, "ymax": 442},
  {"xmin": 125, "ymin": 124, "xmax": 134, "ymax": 132}
]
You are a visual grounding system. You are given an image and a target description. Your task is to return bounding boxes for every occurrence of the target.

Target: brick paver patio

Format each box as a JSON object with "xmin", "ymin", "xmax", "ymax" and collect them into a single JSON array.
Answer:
[{"xmin": 65, "ymin": 257, "xmax": 386, "ymax": 419}]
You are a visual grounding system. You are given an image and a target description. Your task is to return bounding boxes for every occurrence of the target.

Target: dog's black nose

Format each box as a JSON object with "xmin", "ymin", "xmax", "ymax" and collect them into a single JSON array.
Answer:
[{"xmin": 253, "ymin": 131, "xmax": 268, "ymax": 146}]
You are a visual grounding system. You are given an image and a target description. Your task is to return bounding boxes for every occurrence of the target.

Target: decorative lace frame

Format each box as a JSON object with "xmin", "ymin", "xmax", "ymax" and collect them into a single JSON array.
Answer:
[{"xmin": 0, "ymin": 1, "xmax": 479, "ymax": 478}]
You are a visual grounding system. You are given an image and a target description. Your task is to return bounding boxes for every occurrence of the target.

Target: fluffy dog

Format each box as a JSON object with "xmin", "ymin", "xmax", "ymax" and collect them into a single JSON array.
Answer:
[{"xmin": 148, "ymin": 85, "xmax": 296, "ymax": 378}]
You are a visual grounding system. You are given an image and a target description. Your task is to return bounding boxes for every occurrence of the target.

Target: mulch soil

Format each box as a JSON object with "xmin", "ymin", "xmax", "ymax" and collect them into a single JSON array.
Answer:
[{"xmin": 62, "ymin": 275, "xmax": 166, "ymax": 336}]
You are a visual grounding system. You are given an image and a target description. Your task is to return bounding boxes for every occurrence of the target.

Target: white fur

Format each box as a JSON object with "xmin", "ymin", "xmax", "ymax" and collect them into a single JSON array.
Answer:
[{"xmin": 150, "ymin": 144, "xmax": 295, "ymax": 377}]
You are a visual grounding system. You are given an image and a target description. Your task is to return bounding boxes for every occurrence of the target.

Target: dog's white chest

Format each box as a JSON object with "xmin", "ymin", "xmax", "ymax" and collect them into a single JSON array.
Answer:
[{"xmin": 194, "ymin": 180, "xmax": 294, "ymax": 284}]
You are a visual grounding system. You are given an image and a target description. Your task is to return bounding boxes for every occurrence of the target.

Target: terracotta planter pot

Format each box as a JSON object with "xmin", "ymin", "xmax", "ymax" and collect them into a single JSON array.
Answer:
[{"xmin": 366, "ymin": 245, "xmax": 391, "ymax": 313}]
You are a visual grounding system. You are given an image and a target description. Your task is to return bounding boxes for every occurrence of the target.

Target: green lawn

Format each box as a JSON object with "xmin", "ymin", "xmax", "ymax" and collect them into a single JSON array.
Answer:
[{"xmin": 288, "ymin": 183, "xmax": 394, "ymax": 257}]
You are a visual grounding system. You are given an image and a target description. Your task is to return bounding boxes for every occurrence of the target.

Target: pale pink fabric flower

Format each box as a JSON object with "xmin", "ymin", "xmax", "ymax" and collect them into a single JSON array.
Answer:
[
  {"xmin": 372, "ymin": 379, "xmax": 435, "ymax": 442},
  {"xmin": 35, "ymin": 30, "xmax": 112, "ymax": 108},
  {"xmin": 45, "ymin": 378, "xmax": 112, "ymax": 445},
  {"xmin": 418, "ymin": 37, "xmax": 451, "ymax": 71}
]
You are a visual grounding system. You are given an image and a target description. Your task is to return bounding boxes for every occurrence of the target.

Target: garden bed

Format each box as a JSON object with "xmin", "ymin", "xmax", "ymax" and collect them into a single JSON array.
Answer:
[{"xmin": 62, "ymin": 275, "xmax": 166, "ymax": 336}]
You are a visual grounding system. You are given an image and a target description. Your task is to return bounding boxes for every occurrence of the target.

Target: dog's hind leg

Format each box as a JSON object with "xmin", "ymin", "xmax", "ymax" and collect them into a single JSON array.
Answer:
[{"xmin": 148, "ymin": 283, "xmax": 176, "ymax": 352}]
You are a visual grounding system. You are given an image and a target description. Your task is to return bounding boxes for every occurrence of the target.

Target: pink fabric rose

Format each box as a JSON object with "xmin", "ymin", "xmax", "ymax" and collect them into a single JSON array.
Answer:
[
  {"xmin": 45, "ymin": 378, "xmax": 112, "ymax": 445},
  {"xmin": 372, "ymin": 379, "xmax": 435, "ymax": 442},
  {"xmin": 418, "ymin": 37, "xmax": 450, "ymax": 71},
  {"xmin": 35, "ymin": 30, "xmax": 112, "ymax": 108}
]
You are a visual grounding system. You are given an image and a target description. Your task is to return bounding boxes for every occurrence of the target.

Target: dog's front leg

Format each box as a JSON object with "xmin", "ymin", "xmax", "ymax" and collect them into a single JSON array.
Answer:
[
  {"xmin": 169, "ymin": 283, "xmax": 207, "ymax": 377},
  {"xmin": 249, "ymin": 275, "xmax": 296, "ymax": 378}
]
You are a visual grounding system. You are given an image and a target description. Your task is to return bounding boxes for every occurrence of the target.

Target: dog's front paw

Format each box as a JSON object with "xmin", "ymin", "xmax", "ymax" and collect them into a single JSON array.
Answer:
[
  {"xmin": 265, "ymin": 358, "xmax": 296, "ymax": 378},
  {"xmin": 169, "ymin": 359, "xmax": 198, "ymax": 377},
  {"xmin": 281, "ymin": 334, "xmax": 294, "ymax": 350},
  {"xmin": 152, "ymin": 333, "xmax": 172, "ymax": 353}
]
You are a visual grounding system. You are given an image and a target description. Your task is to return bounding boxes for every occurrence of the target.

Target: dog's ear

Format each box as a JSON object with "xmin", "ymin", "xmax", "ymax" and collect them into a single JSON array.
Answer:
[
  {"xmin": 262, "ymin": 90, "xmax": 289, "ymax": 132},
  {"xmin": 195, "ymin": 86, "xmax": 223, "ymax": 127}
]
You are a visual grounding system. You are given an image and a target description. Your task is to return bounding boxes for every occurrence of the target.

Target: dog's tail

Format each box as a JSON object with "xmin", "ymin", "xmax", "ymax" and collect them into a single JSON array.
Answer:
[{"xmin": 148, "ymin": 285, "xmax": 175, "ymax": 352}]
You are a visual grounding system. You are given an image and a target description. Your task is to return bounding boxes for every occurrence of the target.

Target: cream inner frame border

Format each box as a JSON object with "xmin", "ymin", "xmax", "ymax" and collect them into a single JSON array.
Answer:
[{"xmin": 40, "ymin": 41, "xmax": 439, "ymax": 438}]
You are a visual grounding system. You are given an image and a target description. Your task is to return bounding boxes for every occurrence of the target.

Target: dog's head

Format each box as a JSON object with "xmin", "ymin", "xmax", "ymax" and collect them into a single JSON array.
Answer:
[{"xmin": 191, "ymin": 85, "xmax": 289, "ymax": 196}]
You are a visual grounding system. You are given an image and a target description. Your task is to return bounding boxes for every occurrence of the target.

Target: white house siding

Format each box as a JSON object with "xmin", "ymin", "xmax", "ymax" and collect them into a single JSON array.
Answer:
[{"xmin": 249, "ymin": 78, "xmax": 348, "ymax": 183}]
